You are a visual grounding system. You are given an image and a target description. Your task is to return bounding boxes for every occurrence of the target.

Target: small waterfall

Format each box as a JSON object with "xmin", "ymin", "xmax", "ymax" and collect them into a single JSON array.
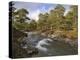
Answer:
[{"xmin": 35, "ymin": 38, "xmax": 53, "ymax": 52}]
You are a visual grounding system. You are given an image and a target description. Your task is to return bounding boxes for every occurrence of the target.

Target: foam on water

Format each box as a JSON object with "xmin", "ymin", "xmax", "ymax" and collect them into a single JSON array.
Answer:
[{"xmin": 36, "ymin": 38, "xmax": 53, "ymax": 52}]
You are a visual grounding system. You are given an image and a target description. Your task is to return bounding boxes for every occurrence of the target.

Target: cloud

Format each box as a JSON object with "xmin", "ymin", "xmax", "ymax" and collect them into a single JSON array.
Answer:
[
  {"xmin": 14, "ymin": 2, "xmax": 71, "ymax": 21},
  {"xmin": 27, "ymin": 9, "xmax": 41, "ymax": 21},
  {"xmin": 64, "ymin": 9, "xmax": 71, "ymax": 16},
  {"xmin": 27, "ymin": 6, "xmax": 47, "ymax": 21},
  {"xmin": 27, "ymin": 6, "xmax": 54, "ymax": 21}
]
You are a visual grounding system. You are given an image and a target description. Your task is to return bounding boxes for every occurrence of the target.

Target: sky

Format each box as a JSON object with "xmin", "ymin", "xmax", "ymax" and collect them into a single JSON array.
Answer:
[{"xmin": 13, "ymin": 1, "xmax": 71, "ymax": 21}]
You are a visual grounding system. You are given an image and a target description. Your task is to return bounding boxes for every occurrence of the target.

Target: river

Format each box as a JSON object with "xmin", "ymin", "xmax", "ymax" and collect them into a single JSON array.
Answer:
[{"xmin": 20, "ymin": 32, "xmax": 78, "ymax": 57}]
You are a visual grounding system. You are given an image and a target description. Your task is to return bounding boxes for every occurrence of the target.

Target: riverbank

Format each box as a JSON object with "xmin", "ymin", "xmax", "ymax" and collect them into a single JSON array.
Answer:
[
  {"xmin": 39, "ymin": 30, "xmax": 78, "ymax": 48},
  {"xmin": 23, "ymin": 30, "xmax": 77, "ymax": 48},
  {"xmin": 12, "ymin": 28, "xmax": 78, "ymax": 58},
  {"xmin": 23, "ymin": 31, "xmax": 78, "ymax": 56}
]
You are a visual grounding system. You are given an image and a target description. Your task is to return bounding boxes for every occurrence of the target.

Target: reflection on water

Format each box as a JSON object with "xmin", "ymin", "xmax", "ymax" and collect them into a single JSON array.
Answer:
[{"xmin": 21, "ymin": 32, "xmax": 78, "ymax": 57}]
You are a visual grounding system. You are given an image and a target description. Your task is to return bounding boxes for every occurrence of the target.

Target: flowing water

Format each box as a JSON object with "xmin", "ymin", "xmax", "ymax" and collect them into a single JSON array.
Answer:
[{"xmin": 21, "ymin": 32, "xmax": 78, "ymax": 57}]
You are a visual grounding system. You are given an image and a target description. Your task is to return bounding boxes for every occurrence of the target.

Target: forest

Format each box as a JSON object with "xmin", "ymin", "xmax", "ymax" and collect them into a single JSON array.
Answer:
[{"xmin": 12, "ymin": 4, "xmax": 77, "ymax": 40}]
